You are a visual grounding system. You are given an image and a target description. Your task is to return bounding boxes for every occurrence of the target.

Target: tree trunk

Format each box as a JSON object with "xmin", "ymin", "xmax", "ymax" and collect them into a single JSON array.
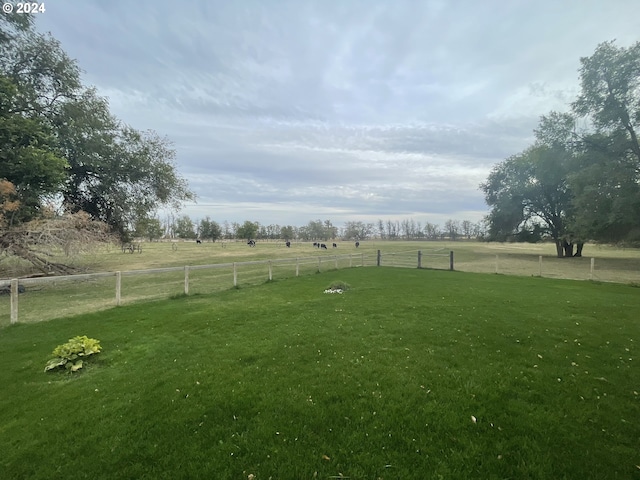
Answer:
[
  {"xmin": 574, "ymin": 242, "xmax": 584, "ymax": 257},
  {"xmin": 555, "ymin": 239, "xmax": 564, "ymax": 258},
  {"xmin": 563, "ymin": 240, "xmax": 574, "ymax": 258}
]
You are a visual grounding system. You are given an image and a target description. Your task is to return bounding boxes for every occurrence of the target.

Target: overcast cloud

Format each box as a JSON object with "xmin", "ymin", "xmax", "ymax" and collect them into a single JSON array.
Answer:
[{"xmin": 34, "ymin": 0, "xmax": 639, "ymax": 228}]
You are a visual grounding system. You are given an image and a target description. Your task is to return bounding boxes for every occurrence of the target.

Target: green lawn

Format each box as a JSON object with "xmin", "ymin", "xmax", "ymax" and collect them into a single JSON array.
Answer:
[{"xmin": 1, "ymin": 268, "xmax": 639, "ymax": 479}]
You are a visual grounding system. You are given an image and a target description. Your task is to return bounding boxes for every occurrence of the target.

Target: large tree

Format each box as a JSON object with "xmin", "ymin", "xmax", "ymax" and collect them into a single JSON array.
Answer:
[
  {"xmin": 0, "ymin": 14, "xmax": 194, "ymax": 273},
  {"xmin": 198, "ymin": 216, "xmax": 222, "ymax": 242},
  {"xmin": 134, "ymin": 216, "xmax": 164, "ymax": 241},
  {"xmin": 569, "ymin": 41, "xmax": 640, "ymax": 242},
  {"xmin": 0, "ymin": 14, "xmax": 74, "ymax": 223},
  {"xmin": 481, "ymin": 144, "xmax": 575, "ymax": 257},
  {"xmin": 0, "ymin": 77, "xmax": 68, "ymax": 222},
  {"xmin": 56, "ymin": 90, "xmax": 194, "ymax": 240},
  {"xmin": 174, "ymin": 215, "xmax": 196, "ymax": 239},
  {"xmin": 236, "ymin": 220, "xmax": 259, "ymax": 241},
  {"xmin": 483, "ymin": 40, "xmax": 640, "ymax": 251}
]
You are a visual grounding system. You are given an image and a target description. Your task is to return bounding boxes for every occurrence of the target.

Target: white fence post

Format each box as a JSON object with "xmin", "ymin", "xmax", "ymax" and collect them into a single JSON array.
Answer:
[
  {"xmin": 418, "ymin": 250, "xmax": 422, "ymax": 269},
  {"xmin": 268, "ymin": 261, "xmax": 272, "ymax": 281},
  {"xmin": 539, "ymin": 255, "xmax": 543, "ymax": 277},
  {"xmin": 233, "ymin": 262, "xmax": 237, "ymax": 287},
  {"xmin": 184, "ymin": 265, "xmax": 190, "ymax": 295},
  {"xmin": 115, "ymin": 271, "xmax": 121, "ymax": 306},
  {"xmin": 10, "ymin": 279, "xmax": 18, "ymax": 324},
  {"xmin": 590, "ymin": 258, "xmax": 595, "ymax": 280},
  {"xmin": 296, "ymin": 258, "xmax": 299, "ymax": 277},
  {"xmin": 495, "ymin": 255, "xmax": 499, "ymax": 274}
]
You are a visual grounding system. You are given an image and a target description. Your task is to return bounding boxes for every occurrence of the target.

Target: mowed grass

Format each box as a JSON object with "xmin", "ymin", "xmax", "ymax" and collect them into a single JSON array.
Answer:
[{"xmin": 1, "ymin": 268, "xmax": 639, "ymax": 479}]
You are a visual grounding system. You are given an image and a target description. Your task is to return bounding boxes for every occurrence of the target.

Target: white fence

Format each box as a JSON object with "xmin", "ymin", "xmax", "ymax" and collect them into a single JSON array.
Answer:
[
  {"xmin": 7, "ymin": 248, "xmax": 634, "ymax": 327},
  {"xmin": 0, "ymin": 250, "xmax": 455, "ymax": 326}
]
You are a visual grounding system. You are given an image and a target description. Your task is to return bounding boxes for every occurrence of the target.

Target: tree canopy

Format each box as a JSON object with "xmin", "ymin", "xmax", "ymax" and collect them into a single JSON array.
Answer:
[
  {"xmin": 482, "ymin": 40, "xmax": 640, "ymax": 255},
  {"xmin": 0, "ymin": 14, "xmax": 194, "ymax": 273},
  {"xmin": 1, "ymin": 15, "xmax": 194, "ymax": 235}
]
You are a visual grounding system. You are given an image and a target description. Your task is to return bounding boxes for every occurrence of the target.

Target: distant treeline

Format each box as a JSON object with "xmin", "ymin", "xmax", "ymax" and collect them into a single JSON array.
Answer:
[{"xmin": 134, "ymin": 216, "xmax": 487, "ymax": 242}]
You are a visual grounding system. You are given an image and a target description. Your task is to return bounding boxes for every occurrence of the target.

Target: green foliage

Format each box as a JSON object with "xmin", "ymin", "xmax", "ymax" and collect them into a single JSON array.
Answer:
[
  {"xmin": 280, "ymin": 225, "xmax": 295, "ymax": 241},
  {"xmin": 0, "ymin": 76, "xmax": 69, "ymax": 222},
  {"xmin": 342, "ymin": 221, "xmax": 373, "ymax": 240},
  {"xmin": 134, "ymin": 216, "xmax": 164, "ymax": 241},
  {"xmin": 0, "ymin": 18, "xmax": 194, "ymax": 242},
  {"xmin": 481, "ymin": 144, "xmax": 572, "ymax": 246},
  {"xmin": 298, "ymin": 219, "xmax": 338, "ymax": 241},
  {"xmin": 569, "ymin": 41, "xmax": 640, "ymax": 242},
  {"xmin": 235, "ymin": 220, "xmax": 259, "ymax": 240},
  {"xmin": 483, "ymin": 40, "xmax": 640, "ymax": 247},
  {"xmin": 198, "ymin": 216, "xmax": 222, "ymax": 242},
  {"xmin": 44, "ymin": 335, "xmax": 101, "ymax": 373},
  {"xmin": 174, "ymin": 215, "xmax": 196, "ymax": 239}
]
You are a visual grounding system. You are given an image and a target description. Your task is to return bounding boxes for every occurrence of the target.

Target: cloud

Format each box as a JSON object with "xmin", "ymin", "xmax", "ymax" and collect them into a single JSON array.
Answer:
[{"xmin": 33, "ymin": 0, "xmax": 640, "ymax": 229}]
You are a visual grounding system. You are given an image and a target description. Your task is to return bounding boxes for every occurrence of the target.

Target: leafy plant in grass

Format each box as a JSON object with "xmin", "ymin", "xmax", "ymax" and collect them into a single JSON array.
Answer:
[
  {"xmin": 325, "ymin": 280, "xmax": 350, "ymax": 293},
  {"xmin": 44, "ymin": 335, "xmax": 102, "ymax": 373}
]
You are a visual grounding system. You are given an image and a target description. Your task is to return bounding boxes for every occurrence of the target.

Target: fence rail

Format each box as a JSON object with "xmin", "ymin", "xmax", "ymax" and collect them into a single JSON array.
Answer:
[
  {"xmin": 1, "ymin": 252, "xmax": 384, "ymax": 325},
  {"xmin": 3, "ymin": 248, "xmax": 639, "ymax": 327}
]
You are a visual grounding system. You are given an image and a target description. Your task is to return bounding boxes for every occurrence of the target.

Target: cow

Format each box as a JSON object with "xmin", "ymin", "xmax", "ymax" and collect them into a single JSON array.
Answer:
[
  {"xmin": 320, "ymin": 243, "xmax": 328, "ymax": 249},
  {"xmin": 355, "ymin": 241, "xmax": 360, "ymax": 248},
  {"xmin": 0, "ymin": 284, "xmax": 25, "ymax": 295},
  {"xmin": 247, "ymin": 239, "xmax": 256, "ymax": 247},
  {"xmin": 285, "ymin": 241, "xmax": 291, "ymax": 248},
  {"xmin": 196, "ymin": 239, "xmax": 202, "ymax": 244},
  {"xmin": 313, "ymin": 242, "xmax": 320, "ymax": 248},
  {"xmin": 332, "ymin": 243, "xmax": 337, "ymax": 248}
]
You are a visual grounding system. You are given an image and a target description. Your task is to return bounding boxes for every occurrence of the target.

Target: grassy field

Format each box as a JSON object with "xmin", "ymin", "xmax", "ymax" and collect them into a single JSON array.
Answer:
[
  {"xmin": 2, "ymin": 239, "xmax": 640, "ymax": 279},
  {"xmin": 1, "ymin": 267, "xmax": 638, "ymax": 479},
  {"xmin": 1, "ymin": 240, "xmax": 640, "ymax": 326}
]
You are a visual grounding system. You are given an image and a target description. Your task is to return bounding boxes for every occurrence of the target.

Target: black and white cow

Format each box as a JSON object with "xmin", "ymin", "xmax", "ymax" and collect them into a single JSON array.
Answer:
[
  {"xmin": 285, "ymin": 241, "xmax": 291, "ymax": 248},
  {"xmin": 355, "ymin": 241, "xmax": 360, "ymax": 248},
  {"xmin": 320, "ymin": 243, "xmax": 328, "ymax": 249},
  {"xmin": 247, "ymin": 239, "xmax": 256, "ymax": 247},
  {"xmin": 196, "ymin": 239, "xmax": 202, "ymax": 244},
  {"xmin": 332, "ymin": 243, "xmax": 337, "ymax": 248}
]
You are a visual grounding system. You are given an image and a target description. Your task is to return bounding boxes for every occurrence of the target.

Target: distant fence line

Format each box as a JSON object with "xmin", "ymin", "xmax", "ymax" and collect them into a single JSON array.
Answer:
[
  {"xmin": 0, "ymin": 250, "xmax": 455, "ymax": 326},
  {"xmin": 4, "ymin": 248, "xmax": 637, "ymax": 326}
]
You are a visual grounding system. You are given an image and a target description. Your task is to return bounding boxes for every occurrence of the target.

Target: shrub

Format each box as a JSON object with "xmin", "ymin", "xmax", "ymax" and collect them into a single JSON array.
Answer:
[
  {"xmin": 326, "ymin": 280, "xmax": 350, "ymax": 291},
  {"xmin": 44, "ymin": 336, "xmax": 102, "ymax": 373}
]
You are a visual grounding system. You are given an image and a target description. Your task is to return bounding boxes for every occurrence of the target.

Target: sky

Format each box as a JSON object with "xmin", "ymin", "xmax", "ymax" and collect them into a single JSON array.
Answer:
[{"xmin": 34, "ymin": 0, "xmax": 639, "ymax": 229}]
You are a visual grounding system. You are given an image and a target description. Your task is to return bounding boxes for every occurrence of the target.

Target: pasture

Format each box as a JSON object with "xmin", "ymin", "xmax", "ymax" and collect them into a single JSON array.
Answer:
[
  {"xmin": 2, "ymin": 240, "xmax": 640, "ymax": 326},
  {"xmin": 0, "ymin": 267, "xmax": 638, "ymax": 479}
]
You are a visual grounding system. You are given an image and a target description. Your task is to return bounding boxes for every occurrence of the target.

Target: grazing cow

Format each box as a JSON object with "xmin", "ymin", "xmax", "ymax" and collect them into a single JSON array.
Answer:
[
  {"xmin": 320, "ymin": 243, "xmax": 328, "ymax": 249},
  {"xmin": 196, "ymin": 239, "xmax": 202, "ymax": 244},
  {"xmin": 247, "ymin": 239, "xmax": 256, "ymax": 247},
  {"xmin": 332, "ymin": 243, "xmax": 337, "ymax": 248},
  {"xmin": 285, "ymin": 241, "xmax": 291, "ymax": 248},
  {"xmin": 313, "ymin": 242, "xmax": 319, "ymax": 248},
  {"xmin": 0, "ymin": 284, "xmax": 25, "ymax": 295},
  {"xmin": 355, "ymin": 241, "xmax": 360, "ymax": 248}
]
